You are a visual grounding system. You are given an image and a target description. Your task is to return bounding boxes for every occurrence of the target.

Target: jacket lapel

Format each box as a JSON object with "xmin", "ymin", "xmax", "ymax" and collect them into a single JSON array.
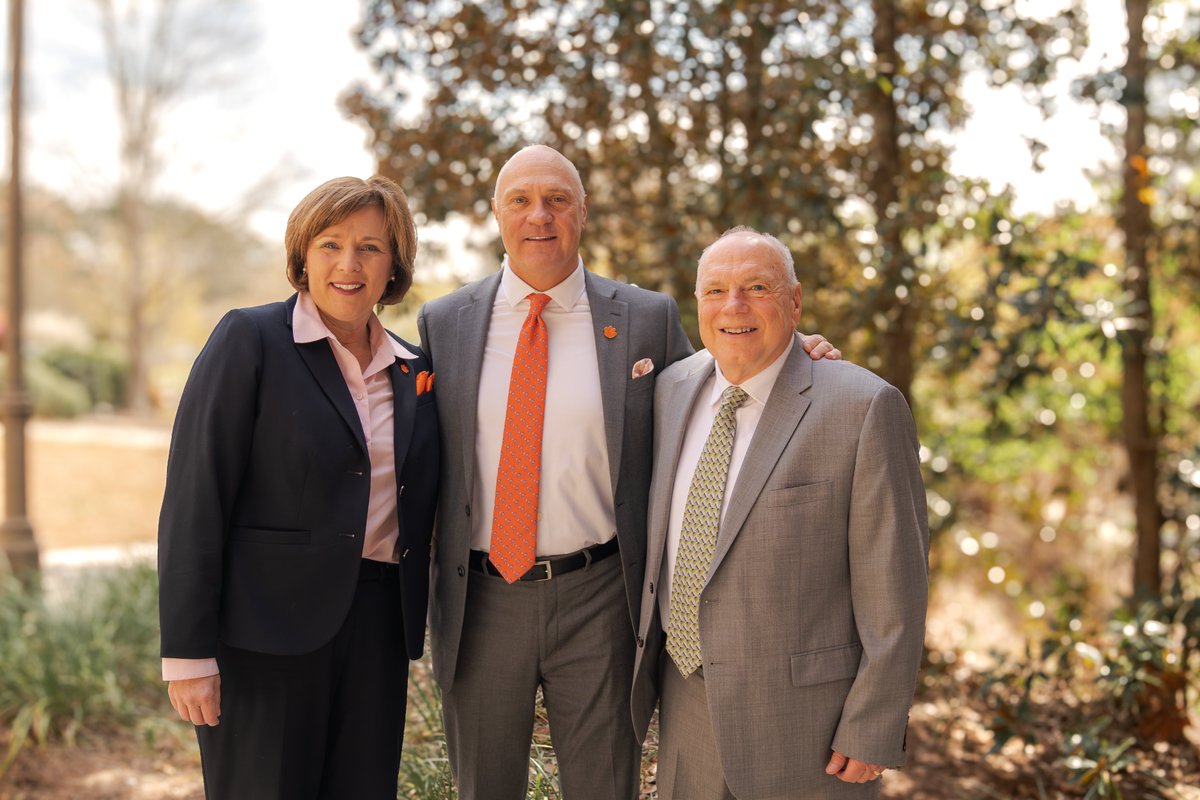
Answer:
[
  {"xmin": 455, "ymin": 272, "xmax": 502, "ymax": 496},
  {"xmin": 648, "ymin": 356, "xmax": 714, "ymax": 577},
  {"xmin": 585, "ymin": 272, "xmax": 628, "ymax": 496},
  {"xmin": 388, "ymin": 349, "xmax": 415, "ymax": 479},
  {"xmin": 288, "ymin": 295, "xmax": 367, "ymax": 454},
  {"xmin": 708, "ymin": 337, "xmax": 813, "ymax": 579}
]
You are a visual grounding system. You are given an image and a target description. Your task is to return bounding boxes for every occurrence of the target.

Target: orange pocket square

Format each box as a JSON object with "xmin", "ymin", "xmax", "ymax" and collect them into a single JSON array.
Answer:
[{"xmin": 416, "ymin": 370, "xmax": 435, "ymax": 396}]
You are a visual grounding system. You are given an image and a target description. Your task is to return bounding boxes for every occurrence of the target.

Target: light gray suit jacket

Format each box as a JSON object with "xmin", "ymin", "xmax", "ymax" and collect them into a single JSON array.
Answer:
[
  {"xmin": 417, "ymin": 268, "xmax": 693, "ymax": 692},
  {"xmin": 631, "ymin": 338, "xmax": 929, "ymax": 799}
]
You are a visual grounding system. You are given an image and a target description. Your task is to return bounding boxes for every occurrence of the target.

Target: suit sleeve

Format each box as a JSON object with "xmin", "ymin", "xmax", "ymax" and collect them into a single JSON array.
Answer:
[
  {"xmin": 830, "ymin": 383, "xmax": 929, "ymax": 766},
  {"xmin": 158, "ymin": 310, "xmax": 263, "ymax": 659}
]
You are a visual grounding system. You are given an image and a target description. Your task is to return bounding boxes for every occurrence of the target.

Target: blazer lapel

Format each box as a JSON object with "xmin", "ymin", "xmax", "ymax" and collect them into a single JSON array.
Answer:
[
  {"xmin": 648, "ymin": 356, "xmax": 714, "ymax": 576},
  {"xmin": 388, "ymin": 352, "xmax": 415, "ymax": 476},
  {"xmin": 709, "ymin": 338, "xmax": 813, "ymax": 578},
  {"xmin": 454, "ymin": 273, "xmax": 502, "ymax": 496},
  {"xmin": 288, "ymin": 296, "xmax": 367, "ymax": 454},
  {"xmin": 585, "ymin": 272, "xmax": 628, "ymax": 496}
]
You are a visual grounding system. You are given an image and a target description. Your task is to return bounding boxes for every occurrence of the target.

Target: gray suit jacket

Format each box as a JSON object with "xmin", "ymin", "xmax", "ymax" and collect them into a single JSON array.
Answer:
[
  {"xmin": 417, "ymin": 268, "xmax": 693, "ymax": 691},
  {"xmin": 631, "ymin": 338, "xmax": 929, "ymax": 799}
]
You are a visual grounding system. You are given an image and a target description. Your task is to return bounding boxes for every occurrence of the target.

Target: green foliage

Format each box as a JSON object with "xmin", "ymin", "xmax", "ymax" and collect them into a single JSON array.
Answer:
[
  {"xmin": 399, "ymin": 664, "xmax": 456, "ymax": 799},
  {"xmin": 40, "ymin": 345, "xmax": 129, "ymax": 410},
  {"xmin": 0, "ymin": 565, "xmax": 178, "ymax": 776},
  {"xmin": 0, "ymin": 345, "xmax": 133, "ymax": 417},
  {"xmin": 941, "ymin": 595, "xmax": 1196, "ymax": 797},
  {"xmin": 0, "ymin": 354, "xmax": 91, "ymax": 418},
  {"xmin": 344, "ymin": 0, "xmax": 1085, "ymax": 316},
  {"xmin": 1063, "ymin": 720, "xmax": 1138, "ymax": 800}
]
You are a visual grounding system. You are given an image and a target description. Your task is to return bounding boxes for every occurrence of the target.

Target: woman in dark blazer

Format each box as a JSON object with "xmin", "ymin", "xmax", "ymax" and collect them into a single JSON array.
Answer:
[{"xmin": 157, "ymin": 176, "xmax": 438, "ymax": 799}]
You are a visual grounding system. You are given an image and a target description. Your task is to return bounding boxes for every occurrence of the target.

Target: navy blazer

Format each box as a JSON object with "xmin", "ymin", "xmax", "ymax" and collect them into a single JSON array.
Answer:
[{"xmin": 158, "ymin": 294, "xmax": 438, "ymax": 661}]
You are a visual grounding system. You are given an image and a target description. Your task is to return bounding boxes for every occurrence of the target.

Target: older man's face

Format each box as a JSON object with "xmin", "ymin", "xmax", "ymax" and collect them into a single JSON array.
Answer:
[
  {"xmin": 492, "ymin": 146, "xmax": 587, "ymax": 291},
  {"xmin": 696, "ymin": 234, "xmax": 803, "ymax": 385}
]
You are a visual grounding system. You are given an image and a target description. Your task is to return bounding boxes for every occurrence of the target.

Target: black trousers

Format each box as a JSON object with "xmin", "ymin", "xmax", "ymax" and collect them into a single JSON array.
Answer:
[{"xmin": 196, "ymin": 561, "xmax": 407, "ymax": 800}]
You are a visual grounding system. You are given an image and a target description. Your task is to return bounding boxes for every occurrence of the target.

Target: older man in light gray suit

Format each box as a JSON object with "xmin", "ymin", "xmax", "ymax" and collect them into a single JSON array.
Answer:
[
  {"xmin": 631, "ymin": 227, "xmax": 929, "ymax": 799},
  {"xmin": 417, "ymin": 148, "xmax": 838, "ymax": 800}
]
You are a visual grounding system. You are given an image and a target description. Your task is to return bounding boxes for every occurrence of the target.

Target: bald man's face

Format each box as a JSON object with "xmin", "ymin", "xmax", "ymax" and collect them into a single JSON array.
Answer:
[{"xmin": 491, "ymin": 148, "xmax": 587, "ymax": 291}]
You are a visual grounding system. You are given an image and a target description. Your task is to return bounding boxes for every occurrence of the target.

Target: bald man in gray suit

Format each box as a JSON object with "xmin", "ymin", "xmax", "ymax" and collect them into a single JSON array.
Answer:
[{"xmin": 631, "ymin": 227, "xmax": 929, "ymax": 799}]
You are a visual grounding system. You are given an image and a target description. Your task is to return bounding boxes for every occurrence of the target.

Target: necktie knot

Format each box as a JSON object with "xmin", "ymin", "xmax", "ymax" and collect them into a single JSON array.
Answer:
[
  {"xmin": 720, "ymin": 385, "xmax": 749, "ymax": 414},
  {"xmin": 527, "ymin": 293, "xmax": 552, "ymax": 317}
]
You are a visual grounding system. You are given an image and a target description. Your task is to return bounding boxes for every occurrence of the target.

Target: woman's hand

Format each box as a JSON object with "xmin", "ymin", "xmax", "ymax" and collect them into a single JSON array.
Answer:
[{"xmin": 168, "ymin": 674, "xmax": 222, "ymax": 726}]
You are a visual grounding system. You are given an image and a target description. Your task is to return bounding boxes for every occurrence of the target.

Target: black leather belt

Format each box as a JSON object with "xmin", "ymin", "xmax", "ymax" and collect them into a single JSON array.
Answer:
[
  {"xmin": 359, "ymin": 558, "xmax": 400, "ymax": 582},
  {"xmin": 470, "ymin": 537, "xmax": 620, "ymax": 582}
]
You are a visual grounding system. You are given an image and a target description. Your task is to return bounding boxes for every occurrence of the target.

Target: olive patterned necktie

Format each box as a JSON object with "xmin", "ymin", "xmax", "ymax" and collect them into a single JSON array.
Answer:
[{"xmin": 667, "ymin": 384, "xmax": 749, "ymax": 677}]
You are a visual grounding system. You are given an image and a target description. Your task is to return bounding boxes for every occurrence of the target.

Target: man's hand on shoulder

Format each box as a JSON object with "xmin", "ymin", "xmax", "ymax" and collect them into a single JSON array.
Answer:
[
  {"xmin": 800, "ymin": 332, "xmax": 842, "ymax": 361},
  {"xmin": 825, "ymin": 750, "xmax": 885, "ymax": 783}
]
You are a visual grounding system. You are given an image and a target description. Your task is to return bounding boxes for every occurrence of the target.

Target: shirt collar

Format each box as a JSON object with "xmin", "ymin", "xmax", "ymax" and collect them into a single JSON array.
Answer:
[
  {"xmin": 709, "ymin": 335, "xmax": 796, "ymax": 410},
  {"xmin": 499, "ymin": 255, "xmax": 587, "ymax": 312},
  {"xmin": 292, "ymin": 290, "xmax": 416, "ymax": 360}
]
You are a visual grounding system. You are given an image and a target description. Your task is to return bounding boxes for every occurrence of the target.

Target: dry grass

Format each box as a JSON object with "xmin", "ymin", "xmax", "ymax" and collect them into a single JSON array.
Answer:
[{"xmin": 0, "ymin": 419, "xmax": 168, "ymax": 551}]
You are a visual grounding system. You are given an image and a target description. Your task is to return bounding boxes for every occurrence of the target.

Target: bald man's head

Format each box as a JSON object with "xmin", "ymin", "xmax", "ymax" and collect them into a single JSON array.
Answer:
[{"xmin": 491, "ymin": 145, "xmax": 589, "ymax": 291}]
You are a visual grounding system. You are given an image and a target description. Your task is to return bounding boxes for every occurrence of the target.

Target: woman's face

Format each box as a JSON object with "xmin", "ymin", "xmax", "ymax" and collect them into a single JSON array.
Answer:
[{"xmin": 304, "ymin": 204, "xmax": 393, "ymax": 336}]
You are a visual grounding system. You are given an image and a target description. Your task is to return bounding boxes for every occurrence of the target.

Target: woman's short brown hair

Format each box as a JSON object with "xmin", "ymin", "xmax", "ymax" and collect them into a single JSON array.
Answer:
[{"xmin": 284, "ymin": 176, "xmax": 417, "ymax": 305}]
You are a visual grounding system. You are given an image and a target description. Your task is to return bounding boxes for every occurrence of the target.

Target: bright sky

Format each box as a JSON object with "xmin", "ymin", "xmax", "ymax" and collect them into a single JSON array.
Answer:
[
  {"xmin": 15, "ymin": 0, "xmax": 376, "ymax": 240},
  {"xmin": 2, "ymin": 0, "xmax": 1130, "ymax": 247},
  {"xmin": 950, "ymin": 0, "xmax": 1127, "ymax": 215}
]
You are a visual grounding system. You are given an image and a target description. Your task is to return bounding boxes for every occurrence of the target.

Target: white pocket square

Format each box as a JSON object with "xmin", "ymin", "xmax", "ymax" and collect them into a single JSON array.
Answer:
[{"xmin": 632, "ymin": 358, "xmax": 655, "ymax": 379}]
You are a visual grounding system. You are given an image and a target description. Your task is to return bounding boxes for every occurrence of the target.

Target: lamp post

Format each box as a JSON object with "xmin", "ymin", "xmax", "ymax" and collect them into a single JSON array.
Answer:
[{"xmin": 2, "ymin": 0, "xmax": 38, "ymax": 579}]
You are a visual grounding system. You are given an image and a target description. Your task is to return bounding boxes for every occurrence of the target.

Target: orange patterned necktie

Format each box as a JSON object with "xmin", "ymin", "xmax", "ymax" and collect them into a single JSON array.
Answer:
[{"xmin": 490, "ymin": 293, "xmax": 552, "ymax": 583}]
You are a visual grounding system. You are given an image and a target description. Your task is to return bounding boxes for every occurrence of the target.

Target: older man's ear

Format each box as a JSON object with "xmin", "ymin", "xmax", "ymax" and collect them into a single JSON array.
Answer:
[{"xmin": 800, "ymin": 333, "xmax": 842, "ymax": 361}]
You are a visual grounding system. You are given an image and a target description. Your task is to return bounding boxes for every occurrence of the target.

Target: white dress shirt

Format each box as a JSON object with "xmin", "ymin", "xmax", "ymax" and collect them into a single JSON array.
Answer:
[
  {"xmin": 292, "ymin": 290, "xmax": 415, "ymax": 563},
  {"xmin": 659, "ymin": 339, "xmax": 796, "ymax": 628},
  {"xmin": 471, "ymin": 258, "xmax": 616, "ymax": 556}
]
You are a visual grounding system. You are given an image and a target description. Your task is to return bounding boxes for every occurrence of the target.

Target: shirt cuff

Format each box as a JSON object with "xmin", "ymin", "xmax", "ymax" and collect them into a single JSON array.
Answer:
[{"xmin": 162, "ymin": 657, "xmax": 220, "ymax": 681}]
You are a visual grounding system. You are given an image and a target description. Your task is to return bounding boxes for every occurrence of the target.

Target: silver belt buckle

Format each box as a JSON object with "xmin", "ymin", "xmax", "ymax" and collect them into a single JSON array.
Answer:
[{"xmin": 531, "ymin": 558, "xmax": 553, "ymax": 582}]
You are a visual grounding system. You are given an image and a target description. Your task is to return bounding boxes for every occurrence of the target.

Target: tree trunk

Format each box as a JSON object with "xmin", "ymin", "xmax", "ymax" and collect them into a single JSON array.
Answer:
[
  {"xmin": 1121, "ymin": 0, "xmax": 1162, "ymax": 601},
  {"xmin": 120, "ymin": 189, "xmax": 149, "ymax": 413},
  {"xmin": 869, "ymin": 0, "xmax": 915, "ymax": 405}
]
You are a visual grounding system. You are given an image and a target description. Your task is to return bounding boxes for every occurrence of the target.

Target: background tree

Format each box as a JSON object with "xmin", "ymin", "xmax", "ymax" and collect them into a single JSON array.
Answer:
[
  {"xmin": 344, "ymin": 0, "xmax": 1083, "ymax": 407},
  {"xmin": 1076, "ymin": 0, "xmax": 1200, "ymax": 600},
  {"xmin": 1119, "ymin": 0, "xmax": 1162, "ymax": 599},
  {"xmin": 94, "ymin": 0, "xmax": 254, "ymax": 412}
]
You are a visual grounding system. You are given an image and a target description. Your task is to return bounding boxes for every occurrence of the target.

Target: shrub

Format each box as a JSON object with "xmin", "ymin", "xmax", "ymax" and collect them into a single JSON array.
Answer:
[
  {"xmin": 40, "ymin": 345, "xmax": 128, "ymax": 410},
  {"xmin": 0, "ymin": 355, "xmax": 91, "ymax": 418},
  {"xmin": 0, "ymin": 564, "xmax": 175, "ymax": 775},
  {"xmin": 930, "ymin": 598, "xmax": 1199, "ymax": 798}
]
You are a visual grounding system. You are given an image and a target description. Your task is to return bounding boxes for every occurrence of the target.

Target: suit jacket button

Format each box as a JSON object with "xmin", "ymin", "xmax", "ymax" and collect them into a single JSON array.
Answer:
[
  {"xmin": 457, "ymin": 565, "xmax": 466, "ymax": 577},
  {"xmin": 648, "ymin": 582, "xmax": 655, "ymax": 594},
  {"xmin": 636, "ymin": 636, "xmax": 644, "ymax": 647},
  {"xmin": 465, "ymin": 504, "xmax": 471, "ymax": 517}
]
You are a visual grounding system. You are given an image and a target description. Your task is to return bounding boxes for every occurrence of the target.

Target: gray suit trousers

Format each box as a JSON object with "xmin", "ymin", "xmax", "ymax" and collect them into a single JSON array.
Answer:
[{"xmin": 442, "ymin": 553, "xmax": 640, "ymax": 800}]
